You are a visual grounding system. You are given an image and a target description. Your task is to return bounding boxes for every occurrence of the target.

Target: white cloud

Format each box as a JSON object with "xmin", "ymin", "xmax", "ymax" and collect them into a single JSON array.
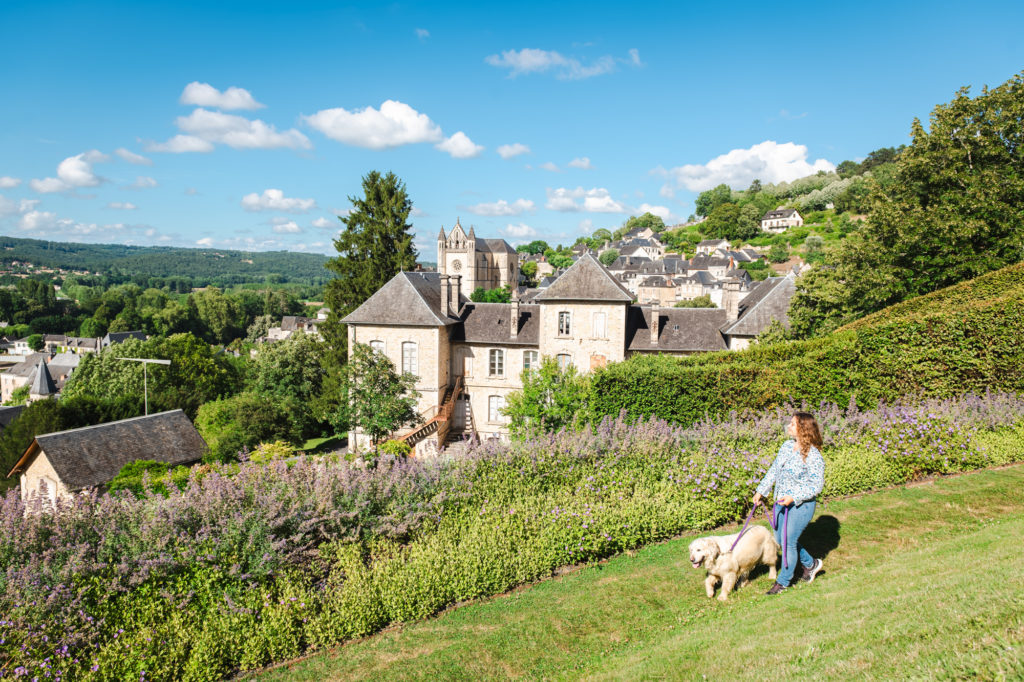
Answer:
[
  {"xmin": 540, "ymin": 161, "xmax": 560, "ymax": 172},
  {"xmin": 311, "ymin": 216, "xmax": 335, "ymax": 229},
  {"xmin": 115, "ymin": 148, "xmax": 152, "ymax": 165},
  {"xmin": 497, "ymin": 143, "xmax": 530, "ymax": 159},
  {"xmin": 29, "ymin": 150, "xmax": 108, "ymax": 193},
  {"xmin": 0, "ymin": 177, "xmax": 21, "ymax": 188},
  {"xmin": 147, "ymin": 135, "xmax": 215, "ymax": 153},
  {"xmin": 415, "ymin": 28, "xmax": 429, "ymax": 39},
  {"xmin": 272, "ymin": 220, "xmax": 302, "ymax": 234},
  {"xmin": 637, "ymin": 203, "xmax": 678, "ymax": 223},
  {"xmin": 180, "ymin": 81, "xmax": 265, "ymax": 110},
  {"xmin": 436, "ymin": 131, "xmax": 484, "ymax": 159},
  {"xmin": 485, "ymin": 48, "xmax": 616, "ymax": 80},
  {"xmin": 0, "ymin": 195, "xmax": 37, "ymax": 218},
  {"xmin": 19, "ymin": 210, "xmax": 59, "ymax": 231},
  {"xmin": 242, "ymin": 188, "xmax": 316, "ymax": 213},
  {"xmin": 196, "ymin": 237, "xmax": 214, "ymax": 246},
  {"xmin": 485, "ymin": 47, "xmax": 643, "ymax": 80},
  {"xmin": 545, "ymin": 187, "xmax": 627, "ymax": 213},
  {"xmin": 131, "ymin": 176, "xmax": 158, "ymax": 189},
  {"xmin": 106, "ymin": 202, "xmax": 137, "ymax": 210},
  {"xmin": 464, "ymin": 198, "xmax": 535, "ymax": 217},
  {"xmin": 175, "ymin": 109, "xmax": 310, "ymax": 150},
  {"xmin": 568, "ymin": 156, "xmax": 592, "ymax": 169},
  {"xmin": 657, "ymin": 140, "xmax": 836, "ymax": 194},
  {"xmin": 303, "ymin": 100, "xmax": 442, "ymax": 149},
  {"xmin": 501, "ymin": 223, "xmax": 536, "ymax": 238}
]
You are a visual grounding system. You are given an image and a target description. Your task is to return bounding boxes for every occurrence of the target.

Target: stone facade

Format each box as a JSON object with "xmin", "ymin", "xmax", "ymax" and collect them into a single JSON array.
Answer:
[
  {"xmin": 19, "ymin": 450, "xmax": 69, "ymax": 506},
  {"xmin": 437, "ymin": 219, "xmax": 518, "ymax": 293}
]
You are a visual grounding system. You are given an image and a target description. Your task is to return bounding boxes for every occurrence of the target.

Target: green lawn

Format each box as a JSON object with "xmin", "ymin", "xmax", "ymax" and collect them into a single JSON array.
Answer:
[{"xmin": 253, "ymin": 464, "xmax": 1024, "ymax": 680}]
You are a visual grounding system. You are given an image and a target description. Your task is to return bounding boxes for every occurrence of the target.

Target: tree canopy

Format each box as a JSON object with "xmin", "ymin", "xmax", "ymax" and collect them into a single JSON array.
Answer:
[{"xmin": 789, "ymin": 71, "xmax": 1024, "ymax": 337}]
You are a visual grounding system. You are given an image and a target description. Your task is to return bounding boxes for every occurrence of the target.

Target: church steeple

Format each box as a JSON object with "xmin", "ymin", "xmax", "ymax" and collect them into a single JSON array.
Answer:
[
  {"xmin": 468, "ymin": 225, "xmax": 476, "ymax": 239},
  {"xmin": 437, "ymin": 226, "xmax": 446, "ymax": 241}
]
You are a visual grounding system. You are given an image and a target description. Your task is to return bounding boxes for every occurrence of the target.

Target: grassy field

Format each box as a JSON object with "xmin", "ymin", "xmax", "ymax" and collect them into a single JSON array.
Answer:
[{"xmin": 253, "ymin": 464, "xmax": 1024, "ymax": 681}]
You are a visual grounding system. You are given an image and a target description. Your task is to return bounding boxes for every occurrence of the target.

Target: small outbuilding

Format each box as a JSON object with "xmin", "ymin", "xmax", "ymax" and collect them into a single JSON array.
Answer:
[{"xmin": 6, "ymin": 409, "xmax": 206, "ymax": 506}]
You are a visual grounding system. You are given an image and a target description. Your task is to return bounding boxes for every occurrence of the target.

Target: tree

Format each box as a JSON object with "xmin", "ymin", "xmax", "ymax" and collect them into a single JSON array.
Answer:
[
  {"xmin": 747, "ymin": 179, "xmax": 763, "ymax": 194},
  {"xmin": 599, "ymin": 248, "xmax": 619, "ymax": 266},
  {"xmin": 768, "ymin": 243, "xmax": 790, "ymax": 263},
  {"xmin": 0, "ymin": 400, "xmax": 62, "ymax": 477},
  {"xmin": 337, "ymin": 343, "xmax": 420, "ymax": 449},
  {"xmin": 520, "ymin": 260, "xmax": 538, "ymax": 284},
  {"xmin": 803, "ymin": 236, "xmax": 825, "ymax": 263},
  {"xmin": 548, "ymin": 253, "xmax": 573, "ymax": 269},
  {"xmin": 674, "ymin": 295, "xmax": 716, "ymax": 308},
  {"xmin": 245, "ymin": 314, "xmax": 274, "ymax": 343},
  {"xmin": 195, "ymin": 392, "xmax": 303, "ymax": 462},
  {"xmin": 192, "ymin": 288, "xmax": 244, "ymax": 345},
  {"xmin": 470, "ymin": 286, "xmax": 512, "ymax": 303},
  {"xmin": 516, "ymin": 240, "xmax": 550, "ymax": 255},
  {"xmin": 246, "ymin": 332, "xmax": 328, "ymax": 435},
  {"xmin": 623, "ymin": 212, "xmax": 666, "ymax": 232},
  {"xmin": 322, "ymin": 171, "xmax": 417, "ymax": 357},
  {"xmin": 739, "ymin": 204, "xmax": 763, "ymax": 237},
  {"xmin": 695, "ymin": 183, "xmax": 733, "ymax": 217},
  {"xmin": 704, "ymin": 203, "xmax": 753, "ymax": 241},
  {"xmin": 836, "ymin": 160, "xmax": 861, "ymax": 179},
  {"xmin": 591, "ymin": 228, "xmax": 612, "ymax": 242},
  {"xmin": 26, "ymin": 334, "xmax": 43, "ymax": 351},
  {"xmin": 503, "ymin": 357, "xmax": 586, "ymax": 437},
  {"xmin": 790, "ymin": 72, "xmax": 1024, "ymax": 337}
]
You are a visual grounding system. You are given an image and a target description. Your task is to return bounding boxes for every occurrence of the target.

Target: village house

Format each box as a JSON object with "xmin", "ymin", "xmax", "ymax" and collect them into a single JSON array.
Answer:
[
  {"xmin": 7, "ymin": 409, "xmax": 206, "ymax": 506},
  {"xmin": 761, "ymin": 208, "xmax": 804, "ymax": 232},
  {"xmin": 342, "ymin": 253, "xmax": 795, "ymax": 455},
  {"xmin": 695, "ymin": 238, "xmax": 731, "ymax": 256}
]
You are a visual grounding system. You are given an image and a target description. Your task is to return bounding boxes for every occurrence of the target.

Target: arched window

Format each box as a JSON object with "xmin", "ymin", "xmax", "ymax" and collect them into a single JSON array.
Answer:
[
  {"xmin": 556, "ymin": 353, "xmax": 572, "ymax": 370},
  {"xmin": 369, "ymin": 340, "xmax": 385, "ymax": 354},
  {"xmin": 402, "ymin": 342, "xmax": 418, "ymax": 376}
]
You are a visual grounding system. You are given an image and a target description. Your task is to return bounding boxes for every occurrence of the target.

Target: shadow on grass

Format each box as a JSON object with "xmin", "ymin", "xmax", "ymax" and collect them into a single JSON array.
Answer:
[{"xmin": 801, "ymin": 515, "xmax": 841, "ymax": 561}]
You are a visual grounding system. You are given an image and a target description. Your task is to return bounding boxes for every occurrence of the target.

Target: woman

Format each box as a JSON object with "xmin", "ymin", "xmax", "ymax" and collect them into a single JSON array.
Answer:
[{"xmin": 752, "ymin": 411, "xmax": 826, "ymax": 594}]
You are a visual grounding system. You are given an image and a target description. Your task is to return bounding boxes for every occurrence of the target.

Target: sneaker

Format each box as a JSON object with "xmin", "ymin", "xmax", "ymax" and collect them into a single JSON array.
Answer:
[
  {"xmin": 765, "ymin": 582, "xmax": 787, "ymax": 595},
  {"xmin": 800, "ymin": 558, "xmax": 824, "ymax": 583}
]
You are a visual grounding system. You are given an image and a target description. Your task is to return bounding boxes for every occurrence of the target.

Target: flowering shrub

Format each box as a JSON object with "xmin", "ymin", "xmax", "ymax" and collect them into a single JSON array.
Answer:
[{"xmin": 2, "ymin": 391, "xmax": 1023, "ymax": 680}]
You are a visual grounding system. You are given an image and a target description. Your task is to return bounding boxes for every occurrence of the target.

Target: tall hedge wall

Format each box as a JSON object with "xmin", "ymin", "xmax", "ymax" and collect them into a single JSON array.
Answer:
[{"xmin": 583, "ymin": 262, "xmax": 1024, "ymax": 426}]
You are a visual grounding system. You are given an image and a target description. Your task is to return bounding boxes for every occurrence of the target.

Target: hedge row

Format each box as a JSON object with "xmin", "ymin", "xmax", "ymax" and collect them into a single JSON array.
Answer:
[{"xmin": 584, "ymin": 263, "xmax": 1024, "ymax": 426}]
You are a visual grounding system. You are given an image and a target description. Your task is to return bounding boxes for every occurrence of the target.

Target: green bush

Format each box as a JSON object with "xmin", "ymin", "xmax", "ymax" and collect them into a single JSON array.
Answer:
[
  {"xmin": 377, "ymin": 439, "xmax": 412, "ymax": 457},
  {"xmin": 196, "ymin": 392, "xmax": 303, "ymax": 462},
  {"xmin": 108, "ymin": 459, "xmax": 193, "ymax": 496},
  {"xmin": 249, "ymin": 440, "xmax": 298, "ymax": 464}
]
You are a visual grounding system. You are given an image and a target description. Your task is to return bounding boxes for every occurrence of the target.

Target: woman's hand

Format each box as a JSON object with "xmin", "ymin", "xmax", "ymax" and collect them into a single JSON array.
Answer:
[
  {"xmin": 752, "ymin": 492, "xmax": 763, "ymax": 506},
  {"xmin": 777, "ymin": 495, "xmax": 794, "ymax": 506}
]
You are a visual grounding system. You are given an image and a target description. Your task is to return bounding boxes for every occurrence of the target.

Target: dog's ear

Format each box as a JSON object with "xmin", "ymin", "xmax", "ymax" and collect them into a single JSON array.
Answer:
[{"xmin": 705, "ymin": 542, "xmax": 720, "ymax": 562}]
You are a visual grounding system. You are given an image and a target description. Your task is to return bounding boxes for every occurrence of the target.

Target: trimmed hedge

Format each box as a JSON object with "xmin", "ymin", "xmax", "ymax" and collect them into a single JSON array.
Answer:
[{"xmin": 584, "ymin": 262, "xmax": 1024, "ymax": 426}]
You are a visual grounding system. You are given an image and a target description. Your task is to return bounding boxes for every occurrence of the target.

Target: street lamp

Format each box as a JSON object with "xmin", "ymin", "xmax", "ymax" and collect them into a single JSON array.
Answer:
[{"xmin": 116, "ymin": 357, "xmax": 171, "ymax": 415}]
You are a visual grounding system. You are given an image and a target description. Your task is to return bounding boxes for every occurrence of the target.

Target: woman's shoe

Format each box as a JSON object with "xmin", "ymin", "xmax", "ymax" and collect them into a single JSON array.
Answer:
[
  {"xmin": 765, "ymin": 582, "xmax": 787, "ymax": 595},
  {"xmin": 800, "ymin": 558, "xmax": 824, "ymax": 583}
]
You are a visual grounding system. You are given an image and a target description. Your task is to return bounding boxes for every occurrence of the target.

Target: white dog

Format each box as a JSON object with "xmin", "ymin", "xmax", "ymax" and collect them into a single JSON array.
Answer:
[{"xmin": 688, "ymin": 525, "xmax": 779, "ymax": 601}]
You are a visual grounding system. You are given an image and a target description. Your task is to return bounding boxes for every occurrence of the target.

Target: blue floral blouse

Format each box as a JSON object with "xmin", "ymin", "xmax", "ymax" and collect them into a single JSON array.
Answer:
[{"xmin": 756, "ymin": 439, "xmax": 825, "ymax": 505}]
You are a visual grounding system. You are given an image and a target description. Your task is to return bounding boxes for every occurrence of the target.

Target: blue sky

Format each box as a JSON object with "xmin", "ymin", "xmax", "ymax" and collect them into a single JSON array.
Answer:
[{"xmin": 1, "ymin": 0, "xmax": 1022, "ymax": 258}]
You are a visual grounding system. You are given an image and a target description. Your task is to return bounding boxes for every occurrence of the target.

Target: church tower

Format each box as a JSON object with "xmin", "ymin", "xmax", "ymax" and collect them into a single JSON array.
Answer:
[{"xmin": 438, "ymin": 218, "xmax": 477, "ymax": 293}]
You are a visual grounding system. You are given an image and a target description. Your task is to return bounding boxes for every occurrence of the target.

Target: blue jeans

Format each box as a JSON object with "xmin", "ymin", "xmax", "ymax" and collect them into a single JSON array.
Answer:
[{"xmin": 773, "ymin": 500, "xmax": 816, "ymax": 586}]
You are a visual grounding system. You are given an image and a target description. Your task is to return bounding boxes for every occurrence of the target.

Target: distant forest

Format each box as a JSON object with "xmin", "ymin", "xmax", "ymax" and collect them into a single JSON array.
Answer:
[{"xmin": 0, "ymin": 235, "xmax": 332, "ymax": 287}]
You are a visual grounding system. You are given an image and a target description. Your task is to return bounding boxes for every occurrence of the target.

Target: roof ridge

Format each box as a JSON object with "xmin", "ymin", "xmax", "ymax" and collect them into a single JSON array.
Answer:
[{"xmin": 34, "ymin": 409, "xmax": 186, "ymax": 440}]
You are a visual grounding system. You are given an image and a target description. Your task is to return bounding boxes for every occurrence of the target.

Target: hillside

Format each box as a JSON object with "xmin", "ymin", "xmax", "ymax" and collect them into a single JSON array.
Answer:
[
  {"xmin": 585, "ymin": 261, "xmax": 1024, "ymax": 425},
  {"xmin": 255, "ymin": 463, "xmax": 1024, "ymax": 680},
  {"xmin": 0, "ymin": 235, "xmax": 332, "ymax": 286}
]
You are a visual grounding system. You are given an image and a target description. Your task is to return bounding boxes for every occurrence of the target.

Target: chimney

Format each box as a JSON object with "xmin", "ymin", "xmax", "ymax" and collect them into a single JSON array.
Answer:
[
  {"xmin": 724, "ymin": 280, "xmax": 741, "ymax": 322},
  {"xmin": 439, "ymin": 274, "xmax": 451, "ymax": 317},
  {"xmin": 510, "ymin": 293, "xmax": 520, "ymax": 339},
  {"xmin": 450, "ymin": 274, "xmax": 462, "ymax": 315},
  {"xmin": 650, "ymin": 302, "xmax": 659, "ymax": 345}
]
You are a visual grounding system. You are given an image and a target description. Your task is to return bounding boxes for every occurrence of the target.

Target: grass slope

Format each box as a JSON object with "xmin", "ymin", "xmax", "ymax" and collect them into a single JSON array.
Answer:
[{"xmin": 254, "ymin": 464, "xmax": 1024, "ymax": 680}]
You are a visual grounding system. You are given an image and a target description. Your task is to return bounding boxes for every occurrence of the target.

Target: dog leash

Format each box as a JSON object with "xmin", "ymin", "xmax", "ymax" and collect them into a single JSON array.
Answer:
[{"xmin": 729, "ymin": 502, "xmax": 764, "ymax": 552}]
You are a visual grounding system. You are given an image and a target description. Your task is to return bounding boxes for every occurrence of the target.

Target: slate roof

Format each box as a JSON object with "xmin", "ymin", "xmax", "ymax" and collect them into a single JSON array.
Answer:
[
  {"xmin": 29, "ymin": 361, "xmax": 56, "ymax": 396},
  {"xmin": 476, "ymin": 238, "xmax": 517, "ymax": 255},
  {"xmin": 762, "ymin": 208, "xmax": 800, "ymax": 220},
  {"xmin": 102, "ymin": 331, "xmax": 145, "ymax": 346},
  {"xmin": 534, "ymin": 254, "xmax": 634, "ymax": 302},
  {"xmin": 626, "ymin": 306, "xmax": 729, "ymax": 352},
  {"xmin": 64, "ymin": 337, "xmax": 102, "ymax": 352},
  {"xmin": 697, "ymin": 239, "xmax": 730, "ymax": 247},
  {"xmin": 452, "ymin": 302, "xmax": 541, "ymax": 346},
  {"xmin": 0, "ymin": 405, "xmax": 25, "ymax": 429},
  {"xmin": 689, "ymin": 254, "xmax": 732, "ymax": 270},
  {"xmin": 720, "ymin": 276, "xmax": 797, "ymax": 336},
  {"xmin": 6, "ymin": 353, "xmax": 49, "ymax": 378},
  {"xmin": 639, "ymin": 275, "xmax": 675, "ymax": 288},
  {"xmin": 342, "ymin": 271, "xmax": 464, "ymax": 326},
  {"xmin": 7, "ymin": 409, "xmax": 207, "ymax": 490}
]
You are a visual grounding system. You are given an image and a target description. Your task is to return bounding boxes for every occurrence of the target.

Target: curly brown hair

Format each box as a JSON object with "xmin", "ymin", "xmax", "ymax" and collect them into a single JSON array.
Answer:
[{"xmin": 793, "ymin": 411, "xmax": 823, "ymax": 459}]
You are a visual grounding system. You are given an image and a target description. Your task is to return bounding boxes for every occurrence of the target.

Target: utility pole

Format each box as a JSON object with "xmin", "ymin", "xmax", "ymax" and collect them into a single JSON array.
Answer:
[{"xmin": 116, "ymin": 358, "xmax": 171, "ymax": 415}]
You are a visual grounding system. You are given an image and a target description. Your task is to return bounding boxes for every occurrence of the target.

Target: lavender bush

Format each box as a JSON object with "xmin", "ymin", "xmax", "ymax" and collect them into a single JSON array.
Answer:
[{"xmin": 2, "ymin": 391, "xmax": 1023, "ymax": 680}]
